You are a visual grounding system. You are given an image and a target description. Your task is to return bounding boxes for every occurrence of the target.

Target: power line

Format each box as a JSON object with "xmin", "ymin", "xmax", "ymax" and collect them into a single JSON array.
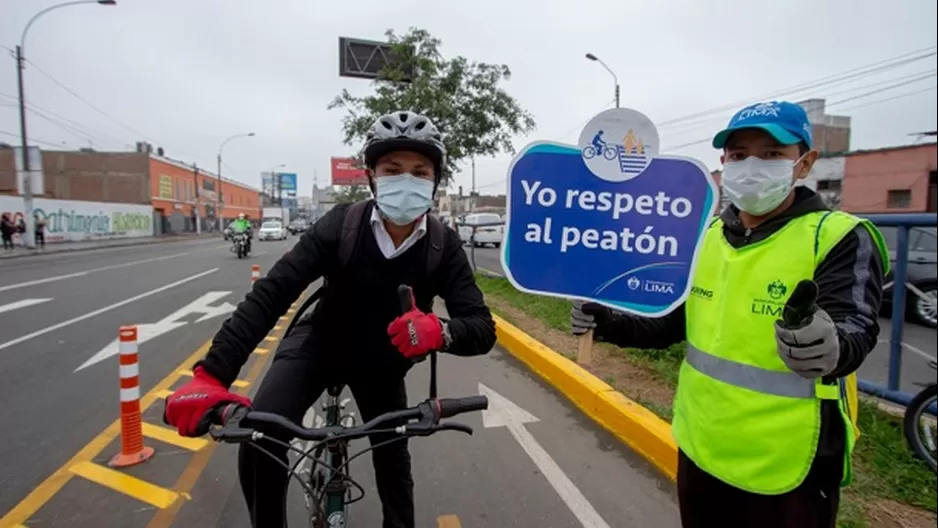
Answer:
[
  {"xmin": 22, "ymin": 58, "xmax": 162, "ymax": 145},
  {"xmin": 0, "ymin": 130, "xmax": 67, "ymax": 149},
  {"xmin": 664, "ymin": 83, "xmax": 938, "ymax": 152},
  {"xmin": 657, "ymin": 46, "xmax": 937, "ymax": 130}
]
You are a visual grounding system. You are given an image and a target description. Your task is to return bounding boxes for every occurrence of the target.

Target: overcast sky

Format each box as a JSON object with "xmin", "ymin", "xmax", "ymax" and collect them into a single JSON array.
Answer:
[{"xmin": 2, "ymin": 0, "xmax": 936, "ymax": 198}]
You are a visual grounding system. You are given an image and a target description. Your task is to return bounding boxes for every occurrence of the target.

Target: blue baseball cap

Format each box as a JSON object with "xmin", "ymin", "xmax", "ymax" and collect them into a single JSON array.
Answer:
[{"xmin": 712, "ymin": 101, "xmax": 813, "ymax": 149}]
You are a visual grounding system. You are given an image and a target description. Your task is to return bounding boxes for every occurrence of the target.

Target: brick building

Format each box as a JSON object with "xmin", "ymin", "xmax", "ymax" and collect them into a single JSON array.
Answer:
[
  {"xmin": 0, "ymin": 145, "xmax": 261, "ymax": 234},
  {"xmin": 839, "ymin": 143, "xmax": 937, "ymax": 213},
  {"xmin": 798, "ymin": 98, "xmax": 852, "ymax": 154},
  {"xmin": 0, "ymin": 148, "xmax": 150, "ymax": 204}
]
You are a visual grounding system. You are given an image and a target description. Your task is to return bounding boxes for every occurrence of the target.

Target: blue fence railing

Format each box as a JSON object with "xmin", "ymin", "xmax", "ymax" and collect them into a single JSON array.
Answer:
[{"xmin": 857, "ymin": 213, "xmax": 937, "ymax": 407}]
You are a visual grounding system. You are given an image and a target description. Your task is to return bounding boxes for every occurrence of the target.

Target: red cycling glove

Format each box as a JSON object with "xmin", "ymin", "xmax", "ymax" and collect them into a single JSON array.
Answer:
[
  {"xmin": 163, "ymin": 366, "xmax": 252, "ymax": 437},
  {"xmin": 388, "ymin": 309, "xmax": 444, "ymax": 358}
]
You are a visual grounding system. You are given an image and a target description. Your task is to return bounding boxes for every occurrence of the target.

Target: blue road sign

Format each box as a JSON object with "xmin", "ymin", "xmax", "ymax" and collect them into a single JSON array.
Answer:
[
  {"xmin": 501, "ymin": 108, "xmax": 718, "ymax": 317},
  {"xmin": 279, "ymin": 173, "xmax": 297, "ymax": 192}
]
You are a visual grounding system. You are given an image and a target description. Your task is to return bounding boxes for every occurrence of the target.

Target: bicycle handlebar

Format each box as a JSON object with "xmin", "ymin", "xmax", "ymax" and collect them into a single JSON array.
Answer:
[{"xmin": 209, "ymin": 395, "xmax": 488, "ymax": 443}]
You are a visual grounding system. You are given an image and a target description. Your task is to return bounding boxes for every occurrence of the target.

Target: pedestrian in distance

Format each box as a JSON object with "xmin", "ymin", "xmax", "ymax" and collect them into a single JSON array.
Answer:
[
  {"xmin": 34, "ymin": 213, "xmax": 46, "ymax": 248},
  {"xmin": 570, "ymin": 101, "xmax": 889, "ymax": 528},
  {"xmin": 163, "ymin": 111, "xmax": 497, "ymax": 528},
  {"xmin": 1, "ymin": 213, "xmax": 15, "ymax": 250}
]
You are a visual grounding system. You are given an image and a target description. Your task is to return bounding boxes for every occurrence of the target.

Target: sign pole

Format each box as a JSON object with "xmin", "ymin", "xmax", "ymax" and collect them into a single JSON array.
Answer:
[{"xmin": 577, "ymin": 329, "xmax": 594, "ymax": 365}]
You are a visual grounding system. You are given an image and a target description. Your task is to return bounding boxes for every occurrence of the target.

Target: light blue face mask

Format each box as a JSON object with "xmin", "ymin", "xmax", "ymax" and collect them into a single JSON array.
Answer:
[{"xmin": 374, "ymin": 174, "xmax": 435, "ymax": 226}]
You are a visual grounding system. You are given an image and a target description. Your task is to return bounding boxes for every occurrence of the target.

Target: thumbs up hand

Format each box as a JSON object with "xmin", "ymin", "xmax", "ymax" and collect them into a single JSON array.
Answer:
[{"xmin": 774, "ymin": 280, "xmax": 840, "ymax": 379}]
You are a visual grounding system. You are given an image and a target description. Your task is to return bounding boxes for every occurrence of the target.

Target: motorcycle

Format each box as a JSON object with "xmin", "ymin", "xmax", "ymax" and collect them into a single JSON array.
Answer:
[{"xmin": 231, "ymin": 233, "xmax": 249, "ymax": 259}]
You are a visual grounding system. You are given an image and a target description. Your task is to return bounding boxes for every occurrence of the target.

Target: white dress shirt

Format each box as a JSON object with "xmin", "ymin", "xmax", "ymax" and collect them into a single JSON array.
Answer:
[{"xmin": 370, "ymin": 207, "xmax": 427, "ymax": 259}]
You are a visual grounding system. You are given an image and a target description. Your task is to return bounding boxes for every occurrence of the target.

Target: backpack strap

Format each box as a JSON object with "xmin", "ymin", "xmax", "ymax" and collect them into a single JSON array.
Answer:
[
  {"xmin": 425, "ymin": 214, "xmax": 445, "ymax": 277},
  {"xmin": 338, "ymin": 200, "xmax": 371, "ymax": 268}
]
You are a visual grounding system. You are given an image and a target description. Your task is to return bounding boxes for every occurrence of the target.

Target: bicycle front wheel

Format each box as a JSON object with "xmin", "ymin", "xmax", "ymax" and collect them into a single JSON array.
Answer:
[{"xmin": 904, "ymin": 384, "xmax": 938, "ymax": 473}]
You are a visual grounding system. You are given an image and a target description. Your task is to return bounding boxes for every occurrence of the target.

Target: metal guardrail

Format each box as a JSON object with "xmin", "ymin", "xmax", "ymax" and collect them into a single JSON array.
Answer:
[
  {"xmin": 858, "ymin": 213, "xmax": 937, "ymax": 407},
  {"xmin": 456, "ymin": 213, "xmax": 938, "ymax": 407}
]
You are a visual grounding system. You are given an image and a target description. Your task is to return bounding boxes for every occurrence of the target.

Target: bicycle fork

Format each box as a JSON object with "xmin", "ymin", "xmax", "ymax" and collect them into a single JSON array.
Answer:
[{"xmin": 313, "ymin": 393, "xmax": 351, "ymax": 527}]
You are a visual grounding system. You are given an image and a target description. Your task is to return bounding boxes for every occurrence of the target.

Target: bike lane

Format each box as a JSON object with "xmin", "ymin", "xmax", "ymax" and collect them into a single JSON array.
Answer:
[{"xmin": 176, "ymin": 314, "xmax": 680, "ymax": 526}]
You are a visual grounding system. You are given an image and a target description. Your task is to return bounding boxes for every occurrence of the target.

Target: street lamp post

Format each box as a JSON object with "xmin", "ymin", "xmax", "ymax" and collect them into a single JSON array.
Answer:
[
  {"xmin": 16, "ymin": 0, "xmax": 117, "ymax": 249},
  {"xmin": 585, "ymin": 52, "xmax": 620, "ymax": 108},
  {"xmin": 216, "ymin": 132, "xmax": 254, "ymax": 230}
]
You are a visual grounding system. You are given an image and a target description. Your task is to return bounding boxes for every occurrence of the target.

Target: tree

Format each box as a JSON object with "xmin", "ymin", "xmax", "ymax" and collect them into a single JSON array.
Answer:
[
  {"xmin": 329, "ymin": 28, "xmax": 536, "ymax": 184},
  {"xmin": 333, "ymin": 185, "xmax": 372, "ymax": 204}
]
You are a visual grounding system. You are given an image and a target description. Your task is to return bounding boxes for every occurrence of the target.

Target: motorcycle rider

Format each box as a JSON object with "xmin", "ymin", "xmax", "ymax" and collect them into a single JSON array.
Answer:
[
  {"xmin": 230, "ymin": 213, "xmax": 253, "ymax": 253},
  {"xmin": 163, "ymin": 111, "xmax": 497, "ymax": 528}
]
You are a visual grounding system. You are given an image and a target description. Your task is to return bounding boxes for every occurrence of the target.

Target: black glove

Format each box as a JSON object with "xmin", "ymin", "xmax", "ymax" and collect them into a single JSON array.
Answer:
[{"xmin": 774, "ymin": 280, "xmax": 840, "ymax": 379}]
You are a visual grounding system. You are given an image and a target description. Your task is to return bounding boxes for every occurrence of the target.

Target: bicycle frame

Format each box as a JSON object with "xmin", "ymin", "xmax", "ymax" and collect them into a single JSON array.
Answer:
[{"xmin": 316, "ymin": 385, "xmax": 351, "ymax": 526}]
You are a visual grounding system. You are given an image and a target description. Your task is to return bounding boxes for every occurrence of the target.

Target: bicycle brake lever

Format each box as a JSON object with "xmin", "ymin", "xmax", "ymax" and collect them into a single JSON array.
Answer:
[{"xmin": 433, "ymin": 422, "xmax": 474, "ymax": 436}]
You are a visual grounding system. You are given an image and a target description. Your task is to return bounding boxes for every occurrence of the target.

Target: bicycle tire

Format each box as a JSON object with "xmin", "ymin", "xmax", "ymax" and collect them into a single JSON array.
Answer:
[{"xmin": 903, "ymin": 383, "xmax": 938, "ymax": 473}]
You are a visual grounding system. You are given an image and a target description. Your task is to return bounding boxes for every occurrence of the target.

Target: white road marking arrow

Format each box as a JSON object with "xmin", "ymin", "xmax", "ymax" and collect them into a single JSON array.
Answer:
[
  {"xmin": 479, "ymin": 383, "xmax": 612, "ymax": 528},
  {"xmin": 74, "ymin": 291, "xmax": 236, "ymax": 372},
  {"xmin": 0, "ymin": 298, "xmax": 53, "ymax": 315}
]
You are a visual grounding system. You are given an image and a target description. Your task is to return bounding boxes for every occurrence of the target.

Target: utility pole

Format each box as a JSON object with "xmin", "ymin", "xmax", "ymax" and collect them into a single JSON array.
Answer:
[
  {"xmin": 15, "ymin": 45, "xmax": 36, "ymax": 249},
  {"xmin": 470, "ymin": 156, "xmax": 476, "ymax": 213},
  {"xmin": 193, "ymin": 164, "xmax": 201, "ymax": 235}
]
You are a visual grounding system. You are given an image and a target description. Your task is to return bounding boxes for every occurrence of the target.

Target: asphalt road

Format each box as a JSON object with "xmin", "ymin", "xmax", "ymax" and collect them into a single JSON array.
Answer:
[
  {"xmin": 0, "ymin": 237, "xmax": 680, "ymax": 527},
  {"xmin": 467, "ymin": 246, "xmax": 938, "ymax": 394}
]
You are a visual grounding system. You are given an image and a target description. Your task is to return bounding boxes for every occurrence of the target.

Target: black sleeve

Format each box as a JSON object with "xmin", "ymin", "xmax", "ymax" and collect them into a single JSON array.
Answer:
[
  {"xmin": 197, "ymin": 206, "xmax": 346, "ymax": 387},
  {"xmin": 593, "ymin": 304, "xmax": 687, "ymax": 350},
  {"xmin": 438, "ymin": 229, "xmax": 497, "ymax": 356},
  {"xmin": 814, "ymin": 225, "xmax": 885, "ymax": 379}
]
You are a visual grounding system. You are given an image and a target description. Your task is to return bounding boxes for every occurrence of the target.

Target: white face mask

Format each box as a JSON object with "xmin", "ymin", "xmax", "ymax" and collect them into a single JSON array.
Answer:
[
  {"xmin": 374, "ymin": 173, "xmax": 435, "ymax": 226},
  {"xmin": 721, "ymin": 156, "xmax": 803, "ymax": 216}
]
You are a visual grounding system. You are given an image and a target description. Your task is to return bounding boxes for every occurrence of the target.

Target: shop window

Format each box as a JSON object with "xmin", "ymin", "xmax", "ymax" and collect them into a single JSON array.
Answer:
[{"xmin": 886, "ymin": 189, "xmax": 912, "ymax": 209}]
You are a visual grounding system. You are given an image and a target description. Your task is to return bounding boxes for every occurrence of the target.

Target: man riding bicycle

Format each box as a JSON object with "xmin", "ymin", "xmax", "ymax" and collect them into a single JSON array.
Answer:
[
  {"xmin": 164, "ymin": 111, "xmax": 497, "ymax": 528},
  {"xmin": 230, "ymin": 213, "xmax": 253, "ymax": 252}
]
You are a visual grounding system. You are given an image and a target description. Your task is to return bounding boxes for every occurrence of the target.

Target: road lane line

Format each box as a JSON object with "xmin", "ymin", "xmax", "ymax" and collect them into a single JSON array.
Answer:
[
  {"xmin": 0, "ymin": 299, "xmax": 296, "ymax": 527},
  {"xmin": 0, "ymin": 253, "xmax": 189, "ymax": 293},
  {"xmin": 70, "ymin": 461, "xmax": 178, "ymax": 508},
  {"xmin": 437, "ymin": 515, "xmax": 462, "ymax": 527},
  {"xmin": 0, "ymin": 339, "xmax": 214, "ymax": 526},
  {"xmin": 140, "ymin": 423, "xmax": 209, "ymax": 452},
  {"xmin": 0, "ymin": 298, "xmax": 53, "ymax": 315},
  {"xmin": 0, "ymin": 268, "xmax": 218, "ymax": 351}
]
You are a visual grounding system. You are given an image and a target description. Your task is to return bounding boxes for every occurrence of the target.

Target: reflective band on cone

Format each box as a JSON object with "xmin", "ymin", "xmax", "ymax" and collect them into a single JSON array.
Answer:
[
  {"xmin": 109, "ymin": 325, "xmax": 155, "ymax": 468},
  {"xmin": 251, "ymin": 264, "xmax": 260, "ymax": 282}
]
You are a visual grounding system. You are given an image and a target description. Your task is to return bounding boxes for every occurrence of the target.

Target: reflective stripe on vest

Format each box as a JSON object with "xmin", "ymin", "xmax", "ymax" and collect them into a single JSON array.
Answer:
[{"xmin": 685, "ymin": 343, "xmax": 839, "ymax": 400}]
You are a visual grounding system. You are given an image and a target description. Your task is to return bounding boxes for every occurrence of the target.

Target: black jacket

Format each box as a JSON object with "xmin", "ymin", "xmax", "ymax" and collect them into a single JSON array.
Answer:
[
  {"xmin": 198, "ymin": 202, "xmax": 497, "ymax": 387},
  {"xmin": 593, "ymin": 188, "xmax": 885, "ymax": 478}
]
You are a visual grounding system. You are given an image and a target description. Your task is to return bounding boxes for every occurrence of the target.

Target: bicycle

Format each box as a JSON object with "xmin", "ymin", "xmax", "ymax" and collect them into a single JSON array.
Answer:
[
  {"xmin": 209, "ymin": 285, "xmax": 489, "ymax": 527},
  {"xmin": 581, "ymin": 144, "xmax": 618, "ymax": 161},
  {"xmin": 903, "ymin": 358, "xmax": 937, "ymax": 473}
]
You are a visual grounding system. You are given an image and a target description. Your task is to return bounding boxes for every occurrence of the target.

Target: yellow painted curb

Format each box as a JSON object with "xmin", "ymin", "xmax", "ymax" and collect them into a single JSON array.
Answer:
[{"xmin": 493, "ymin": 314, "xmax": 678, "ymax": 481}]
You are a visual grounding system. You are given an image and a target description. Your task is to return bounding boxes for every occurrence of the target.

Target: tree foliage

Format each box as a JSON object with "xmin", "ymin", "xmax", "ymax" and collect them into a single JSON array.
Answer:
[
  {"xmin": 328, "ymin": 28, "xmax": 536, "ymax": 184},
  {"xmin": 333, "ymin": 185, "xmax": 372, "ymax": 204}
]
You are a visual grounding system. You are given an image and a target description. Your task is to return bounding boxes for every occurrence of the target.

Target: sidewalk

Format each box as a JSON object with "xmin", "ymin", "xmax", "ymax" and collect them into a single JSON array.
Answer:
[{"xmin": 0, "ymin": 232, "xmax": 219, "ymax": 260}]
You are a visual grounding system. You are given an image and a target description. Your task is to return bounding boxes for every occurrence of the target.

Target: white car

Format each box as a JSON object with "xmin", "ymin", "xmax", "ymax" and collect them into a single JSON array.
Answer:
[
  {"xmin": 258, "ymin": 221, "xmax": 287, "ymax": 241},
  {"xmin": 458, "ymin": 212, "xmax": 504, "ymax": 248}
]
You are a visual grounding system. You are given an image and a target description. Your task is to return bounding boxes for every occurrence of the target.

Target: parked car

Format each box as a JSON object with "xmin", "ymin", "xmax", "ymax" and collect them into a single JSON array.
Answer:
[
  {"xmin": 258, "ymin": 221, "xmax": 287, "ymax": 241},
  {"xmin": 458, "ymin": 212, "xmax": 504, "ymax": 248},
  {"xmin": 878, "ymin": 225, "xmax": 937, "ymax": 328}
]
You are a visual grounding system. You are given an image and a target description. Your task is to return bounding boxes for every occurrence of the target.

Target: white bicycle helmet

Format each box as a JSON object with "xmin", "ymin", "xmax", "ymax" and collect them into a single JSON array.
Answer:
[{"xmin": 362, "ymin": 111, "xmax": 446, "ymax": 178}]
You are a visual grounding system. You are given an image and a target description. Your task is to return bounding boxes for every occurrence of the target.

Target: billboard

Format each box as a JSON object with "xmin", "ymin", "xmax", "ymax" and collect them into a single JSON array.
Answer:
[
  {"xmin": 279, "ymin": 173, "xmax": 297, "ymax": 193},
  {"xmin": 0, "ymin": 196, "xmax": 153, "ymax": 244},
  {"xmin": 330, "ymin": 157, "xmax": 369, "ymax": 186},
  {"xmin": 261, "ymin": 172, "xmax": 298, "ymax": 194}
]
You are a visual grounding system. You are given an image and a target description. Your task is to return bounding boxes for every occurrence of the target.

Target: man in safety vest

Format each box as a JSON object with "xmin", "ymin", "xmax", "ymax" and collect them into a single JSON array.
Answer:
[{"xmin": 570, "ymin": 101, "xmax": 888, "ymax": 527}]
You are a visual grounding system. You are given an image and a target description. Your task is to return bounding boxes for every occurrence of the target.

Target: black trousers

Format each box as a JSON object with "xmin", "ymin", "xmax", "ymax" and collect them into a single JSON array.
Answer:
[
  {"xmin": 238, "ymin": 330, "xmax": 414, "ymax": 528},
  {"xmin": 677, "ymin": 449, "xmax": 840, "ymax": 528},
  {"xmin": 35, "ymin": 230, "xmax": 44, "ymax": 247}
]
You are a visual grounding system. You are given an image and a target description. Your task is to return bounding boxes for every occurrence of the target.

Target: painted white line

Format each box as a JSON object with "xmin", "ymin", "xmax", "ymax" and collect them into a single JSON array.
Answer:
[
  {"xmin": 0, "ymin": 268, "xmax": 218, "ymax": 351},
  {"xmin": 0, "ymin": 253, "xmax": 189, "ymax": 293},
  {"xmin": 0, "ymin": 298, "xmax": 53, "ymax": 315},
  {"xmin": 480, "ymin": 383, "xmax": 612, "ymax": 528}
]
